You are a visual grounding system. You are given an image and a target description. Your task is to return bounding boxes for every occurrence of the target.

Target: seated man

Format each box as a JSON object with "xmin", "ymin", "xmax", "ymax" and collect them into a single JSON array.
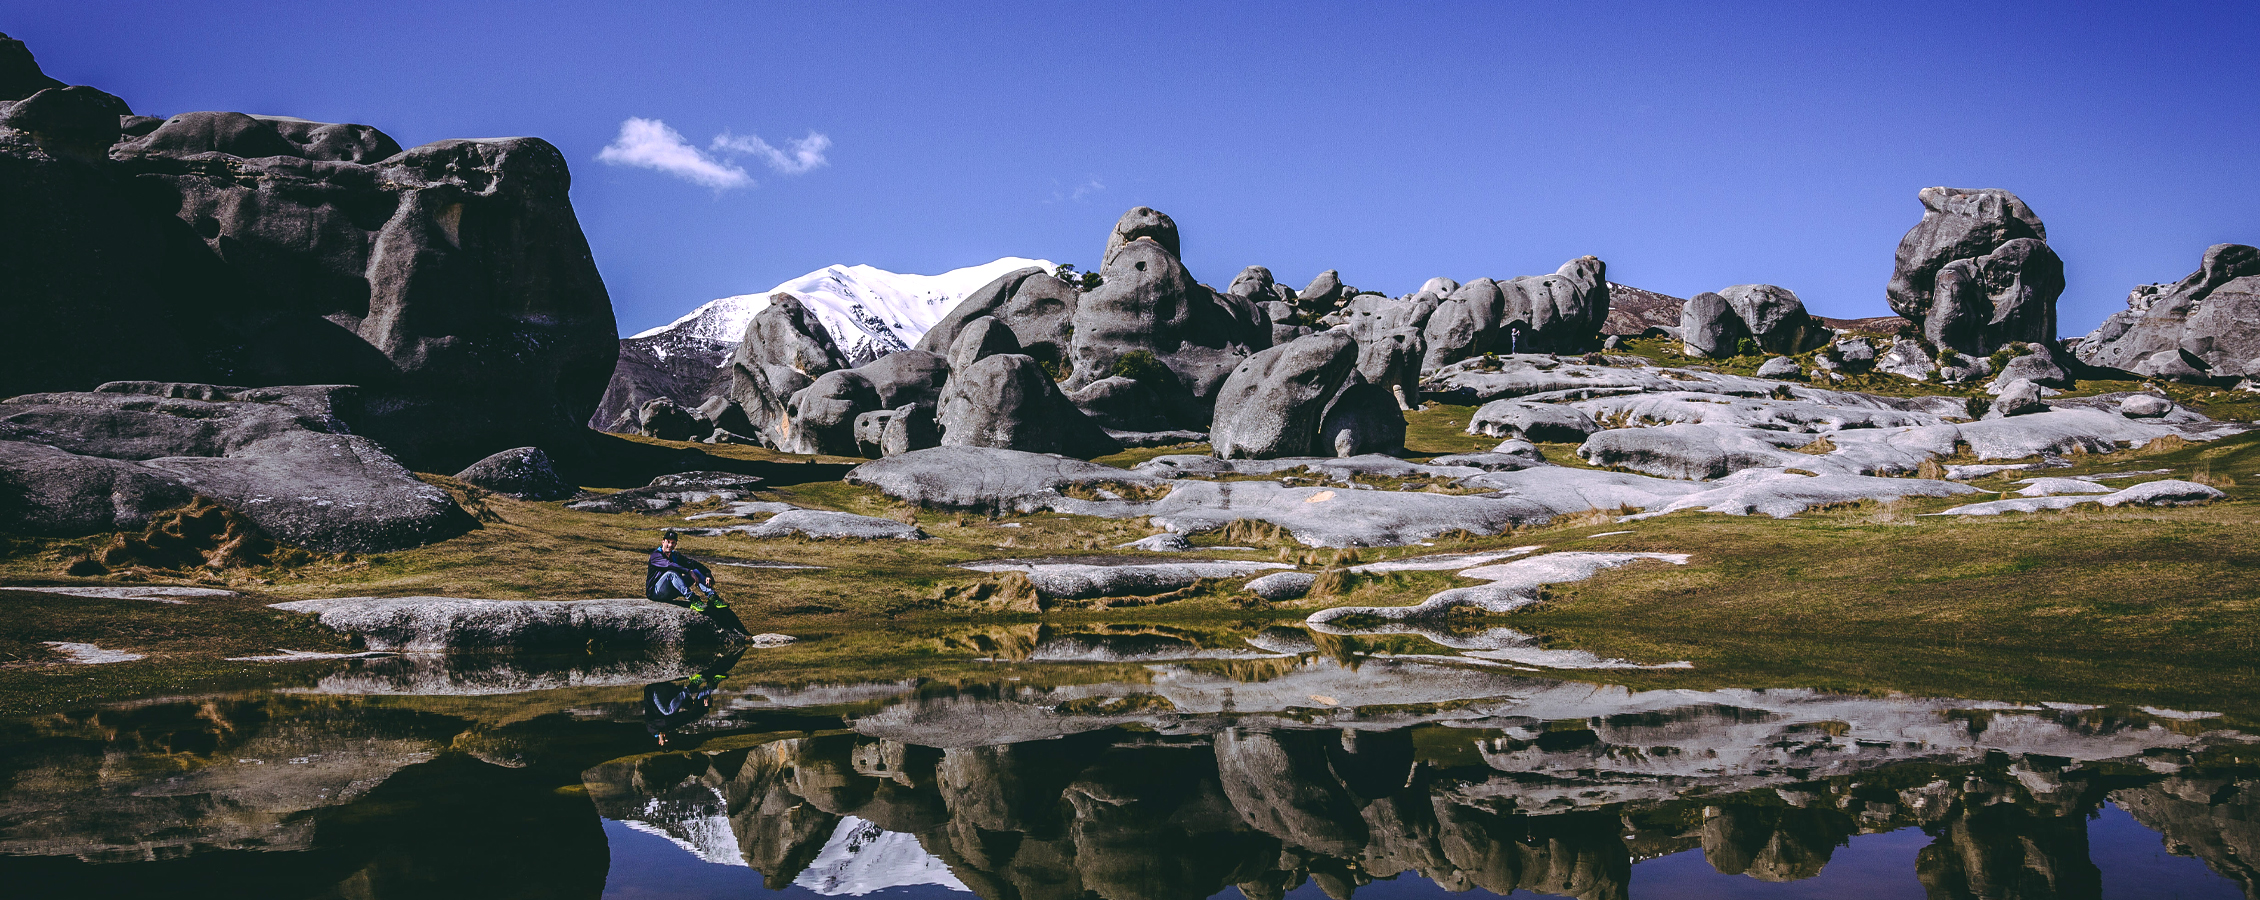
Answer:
[{"xmin": 646, "ymin": 530, "xmax": 728, "ymax": 612}]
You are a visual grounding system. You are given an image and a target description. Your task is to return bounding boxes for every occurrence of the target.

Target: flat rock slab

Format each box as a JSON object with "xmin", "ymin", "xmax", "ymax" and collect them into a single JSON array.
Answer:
[
  {"xmin": 1117, "ymin": 533, "xmax": 1193, "ymax": 552},
  {"xmin": 1633, "ymin": 471, "xmax": 1980, "ymax": 519},
  {"xmin": 1930, "ymin": 479, "xmax": 2226, "ymax": 516},
  {"xmin": 1138, "ymin": 480, "xmax": 1555, "ymax": 548},
  {"xmin": 1305, "ymin": 551, "xmax": 1693, "ymax": 669},
  {"xmin": 1134, "ymin": 453, "xmax": 1484, "ymax": 484},
  {"xmin": 961, "ymin": 557, "xmax": 1292, "ymax": 600},
  {"xmin": 10, "ymin": 585, "xmax": 239, "ymax": 603},
  {"xmin": 269, "ymin": 597, "xmax": 738, "ymax": 653},
  {"xmin": 736, "ymin": 509, "xmax": 927, "ymax": 540},
  {"xmin": 43, "ymin": 641, "xmax": 144, "ymax": 664},
  {"xmin": 847, "ymin": 446, "xmax": 1165, "ymax": 512},
  {"xmin": 2013, "ymin": 477, "xmax": 2117, "ymax": 497}
]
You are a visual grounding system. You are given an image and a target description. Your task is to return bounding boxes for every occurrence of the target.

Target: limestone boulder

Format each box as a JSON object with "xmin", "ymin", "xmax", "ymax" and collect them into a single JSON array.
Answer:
[
  {"xmin": 1102, "ymin": 205, "xmax": 1180, "ymax": 264},
  {"xmin": 270, "ymin": 596, "xmax": 738, "ymax": 653},
  {"xmin": 1467, "ymin": 399, "xmax": 1598, "ymax": 442},
  {"xmin": 937, "ymin": 354, "xmax": 1119, "ymax": 458},
  {"xmin": 1875, "ymin": 339, "xmax": 1938, "ymax": 381},
  {"xmin": 2120, "ymin": 394, "xmax": 2173, "ymax": 418},
  {"xmin": 1990, "ymin": 379, "xmax": 2047, "ymax": 417},
  {"xmin": 1498, "ymin": 256, "xmax": 1611, "ymax": 354},
  {"xmin": 1885, "ymin": 187, "xmax": 2062, "ymax": 355},
  {"xmin": 0, "ymin": 383, "xmax": 467, "ymax": 552},
  {"xmin": 1755, "ymin": 357, "xmax": 1802, "ymax": 379},
  {"xmin": 1209, "ymin": 331, "xmax": 1361, "ymax": 459},
  {"xmin": 635, "ymin": 397, "xmax": 706, "ymax": 441},
  {"xmin": 1317, "ymin": 380, "xmax": 1406, "ymax": 457},
  {"xmin": 917, "ymin": 267, "xmax": 1081, "ymax": 377},
  {"xmin": 1719, "ymin": 284, "xmax": 1830, "ymax": 354},
  {"xmin": 453, "ymin": 447, "xmax": 574, "ymax": 500},
  {"xmin": 1679, "ymin": 291, "xmax": 1750, "ymax": 358},
  {"xmin": 1057, "ymin": 212, "xmax": 1269, "ymax": 428},
  {"xmin": 784, "ymin": 369, "xmax": 879, "ymax": 456},
  {"xmin": 2074, "ymin": 243, "xmax": 2260, "ymax": 381},
  {"xmin": 742, "ymin": 509, "xmax": 926, "ymax": 540},
  {"xmin": 845, "ymin": 446, "xmax": 1168, "ymax": 513},
  {"xmin": 0, "ymin": 59, "xmax": 619, "ymax": 472},
  {"xmin": 715, "ymin": 294, "xmax": 852, "ymax": 449}
]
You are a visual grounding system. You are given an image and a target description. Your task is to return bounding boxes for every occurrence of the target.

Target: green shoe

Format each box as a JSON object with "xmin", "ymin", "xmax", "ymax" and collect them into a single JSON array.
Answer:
[
  {"xmin": 689, "ymin": 599, "xmax": 709, "ymax": 613},
  {"xmin": 705, "ymin": 595, "xmax": 729, "ymax": 610}
]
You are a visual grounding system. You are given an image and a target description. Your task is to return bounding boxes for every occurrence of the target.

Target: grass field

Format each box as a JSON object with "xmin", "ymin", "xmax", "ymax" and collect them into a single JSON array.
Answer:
[{"xmin": 3, "ymin": 384, "xmax": 2255, "ymax": 720}]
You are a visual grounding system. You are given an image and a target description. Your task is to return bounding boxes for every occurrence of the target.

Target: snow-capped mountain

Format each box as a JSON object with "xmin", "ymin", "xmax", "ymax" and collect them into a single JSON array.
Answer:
[
  {"xmin": 591, "ymin": 257, "xmax": 1052, "ymax": 430},
  {"xmin": 632, "ymin": 257, "xmax": 1056, "ymax": 365},
  {"xmin": 792, "ymin": 817, "xmax": 968, "ymax": 896}
]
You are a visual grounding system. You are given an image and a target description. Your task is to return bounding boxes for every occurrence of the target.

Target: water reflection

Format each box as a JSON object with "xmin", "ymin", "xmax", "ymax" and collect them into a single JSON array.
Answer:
[{"xmin": 0, "ymin": 648, "xmax": 2252, "ymax": 899}]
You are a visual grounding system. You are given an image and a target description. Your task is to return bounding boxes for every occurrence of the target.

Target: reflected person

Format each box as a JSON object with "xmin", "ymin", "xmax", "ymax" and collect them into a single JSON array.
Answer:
[{"xmin": 645, "ymin": 649, "xmax": 744, "ymax": 746}]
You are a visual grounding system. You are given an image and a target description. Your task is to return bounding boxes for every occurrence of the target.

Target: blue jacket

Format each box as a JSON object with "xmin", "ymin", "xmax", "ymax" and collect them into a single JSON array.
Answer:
[{"xmin": 645, "ymin": 547, "xmax": 711, "ymax": 599}]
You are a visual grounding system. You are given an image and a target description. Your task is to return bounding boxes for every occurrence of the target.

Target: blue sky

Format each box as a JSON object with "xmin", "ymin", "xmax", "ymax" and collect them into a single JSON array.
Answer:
[{"xmin": 18, "ymin": 2, "xmax": 2260, "ymax": 336}]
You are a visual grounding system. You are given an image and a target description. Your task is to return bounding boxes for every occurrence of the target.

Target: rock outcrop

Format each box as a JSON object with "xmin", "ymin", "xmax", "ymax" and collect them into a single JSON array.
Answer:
[
  {"xmin": 1057, "ymin": 211, "xmax": 1271, "ymax": 429},
  {"xmin": 0, "ymin": 38, "xmax": 617, "ymax": 471},
  {"xmin": 2073, "ymin": 243, "xmax": 2260, "ymax": 381},
  {"xmin": 0, "ymin": 382, "xmax": 468, "ymax": 551},
  {"xmin": 712, "ymin": 294, "xmax": 853, "ymax": 451},
  {"xmin": 454, "ymin": 446, "xmax": 575, "ymax": 500},
  {"xmin": 1680, "ymin": 285, "xmax": 1829, "ymax": 358},
  {"xmin": 1210, "ymin": 331, "xmax": 1376, "ymax": 459},
  {"xmin": 1421, "ymin": 259, "xmax": 1611, "ymax": 369},
  {"xmin": 1885, "ymin": 187, "xmax": 2063, "ymax": 355}
]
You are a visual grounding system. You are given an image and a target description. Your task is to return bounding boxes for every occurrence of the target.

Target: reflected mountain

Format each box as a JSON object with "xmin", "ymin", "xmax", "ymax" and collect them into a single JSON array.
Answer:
[{"xmin": 0, "ymin": 649, "xmax": 2253, "ymax": 899}]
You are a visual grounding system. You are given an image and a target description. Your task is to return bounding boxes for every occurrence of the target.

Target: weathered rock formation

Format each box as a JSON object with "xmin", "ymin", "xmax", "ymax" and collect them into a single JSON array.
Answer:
[
  {"xmin": 1680, "ymin": 284, "xmax": 1831, "ymax": 358},
  {"xmin": 0, "ymin": 382, "xmax": 468, "ymax": 551},
  {"xmin": 1422, "ymin": 258, "xmax": 1612, "ymax": 369},
  {"xmin": 1886, "ymin": 187, "xmax": 2063, "ymax": 355},
  {"xmin": 454, "ymin": 446, "xmax": 575, "ymax": 500},
  {"xmin": 2074, "ymin": 243, "xmax": 2260, "ymax": 381},
  {"xmin": 1210, "ymin": 331, "xmax": 1403, "ymax": 459},
  {"xmin": 0, "ymin": 36, "xmax": 617, "ymax": 471}
]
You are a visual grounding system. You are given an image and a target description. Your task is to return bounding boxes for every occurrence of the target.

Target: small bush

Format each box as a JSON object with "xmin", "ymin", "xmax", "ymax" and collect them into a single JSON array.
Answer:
[{"xmin": 1110, "ymin": 350, "xmax": 1171, "ymax": 386}]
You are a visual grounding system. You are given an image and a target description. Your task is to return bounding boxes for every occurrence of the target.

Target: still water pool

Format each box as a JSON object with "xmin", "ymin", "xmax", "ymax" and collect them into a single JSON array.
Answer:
[{"xmin": 2, "ymin": 639, "xmax": 2252, "ymax": 899}]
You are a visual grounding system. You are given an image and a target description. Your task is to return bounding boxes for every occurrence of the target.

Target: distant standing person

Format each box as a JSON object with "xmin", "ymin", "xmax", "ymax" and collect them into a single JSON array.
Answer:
[{"xmin": 647, "ymin": 530, "xmax": 727, "ymax": 612}]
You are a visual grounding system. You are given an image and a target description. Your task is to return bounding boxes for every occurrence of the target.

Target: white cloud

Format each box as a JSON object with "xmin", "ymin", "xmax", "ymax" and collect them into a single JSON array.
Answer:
[
  {"xmin": 1046, "ymin": 177, "xmax": 1106, "ymax": 204},
  {"xmin": 597, "ymin": 118, "xmax": 752, "ymax": 190},
  {"xmin": 712, "ymin": 130, "xmax": 832, "ymax": 175}
]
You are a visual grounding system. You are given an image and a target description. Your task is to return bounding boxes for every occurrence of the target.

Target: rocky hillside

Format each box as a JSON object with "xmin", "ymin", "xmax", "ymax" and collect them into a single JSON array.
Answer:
[{"xmin": 593, "ymin": 258, "xmax": 1052, "ymax": 430}]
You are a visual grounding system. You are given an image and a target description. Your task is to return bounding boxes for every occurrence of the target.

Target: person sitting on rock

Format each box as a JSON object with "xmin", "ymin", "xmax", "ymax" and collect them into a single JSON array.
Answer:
[{"xmin": 647, "ymin": 530, "xmax": 727, "ymax": 612}]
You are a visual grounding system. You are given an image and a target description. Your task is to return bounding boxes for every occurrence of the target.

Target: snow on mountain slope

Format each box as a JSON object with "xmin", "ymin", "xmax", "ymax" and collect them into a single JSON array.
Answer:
[
  {"xmin": 633, "ymin": 257, "xmax": 1055, "ymax": 365},
  {"xmin": 792, "ymin": 816, "xmax": 969, "ymax": 896}
]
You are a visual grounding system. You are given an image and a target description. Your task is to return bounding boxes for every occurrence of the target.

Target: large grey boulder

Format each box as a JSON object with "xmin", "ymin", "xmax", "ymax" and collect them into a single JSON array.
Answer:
[
  {"xmin": 1719, "ymin": 284, "xmax": 1830, "ymax": 355},
  {"xmin": 1420, "ymin": 278, "xmax": 1506, "ymax": 369},
  {"xmin": 1498, "ymin": 256, "xmax": 1611, "ymax": 354},
  {"xmin": 0, "ymin": 382, "xmax": 467, "ymax": 551},
  {"xmin": 1296, "ymin": 270, "xmax": 1348, "ymax": 317},
  {"xmin": 2074, "ymin": 243, "xmax": 2260, "ymax": 381},
  {"xmin": 917, "ymin": 267, "xmax": 1081, "ymax": 377},
  {"xmin": 1057, "ymin": 211, "xmax": 1269, "ymax": 428},
  {"xmin": 1874, "ymin": 339, "xmax": 1938, "ymax": 381},
  {"xmin": 270, "ymin": 597, "xmax": 738, "ymax": 653},
  {"xmin": 782, "ymin": 368, "xmax": 879, "ymax": 456},
  {"xmin": 1317, "ymin": 380, "xmax": 1406, "ymax": 457},
  {"xmin": 1245, "ymin": 571, "xmax": 1317, "ymax": 602},
  {"xmin": 635, "ymin": 396, "xmax": 706, "ymax": 441},
  {"xmin": 1679, "ymin": 291, "xmax": 1750, "ymax": 358},
  {"xmin": 1830, "ymin": 337, "xmax": 1877, "ymax": 372},
  {"xmin": 1680, "ymin": 285, "xmax": 1827, "ymax": 357},
  {"xmin": 1209, "ymin": 331, "xmax": 1361, "ymax": 459},
  {"xmin": 1755, "ymin": 356, "xmax": 1802, "ymax": 379},
  {"xmin": 1990, "ymin": 379, "xmax": 2047, "ymax": 417},
  {"xmin": 845, "ymin": 446, "xmax": 1167, "ymax": 512},
  {"xmin": 0, "ymin": 47, "xmax": 618, "ymax": 472},
  {"xmin": 1354, "ymin": 327, "xmax": 1425, "ymax": 410},
  {"xmin": 1576, "ymin": 422, "xmax": 1810, "ymax": 480},
  {"xmin": 1467, "ymin": 399, "xmax": 1598, "ymax": 442},
  {"xmin": 1990, "ymin": 345, "xmax": 2071, "ymax": 391},
  {"xmin": 1102, "ymin": 205, "xmax": 1180, "ymax": 265},
  {"xmin": 947, "ymin": 316, "xmax": 1022, "ymax": 373},
  {"xmin": 1885, "ymin": 187, "xmax": 2062, "ymax": 355},
  {"xmin": 2120, "ymin": 394, "xmax": 2173, "ymax": 418},
  {"xmin": 454, "ymin": 447, "xmax": 574, "ymax": 500},
  {"xmin": 937, "ymin": 353, "xmax": 1120, "ymax": 458},
  {"xmin": 714, "ymin": 294, "xmax": 852, "ymax": 450}
]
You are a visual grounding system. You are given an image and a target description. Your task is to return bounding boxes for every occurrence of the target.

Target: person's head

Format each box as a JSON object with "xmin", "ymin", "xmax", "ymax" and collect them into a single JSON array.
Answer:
[{"xmin": 660, "ymin": 530, "xmax": 679, "ymax": 551}]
